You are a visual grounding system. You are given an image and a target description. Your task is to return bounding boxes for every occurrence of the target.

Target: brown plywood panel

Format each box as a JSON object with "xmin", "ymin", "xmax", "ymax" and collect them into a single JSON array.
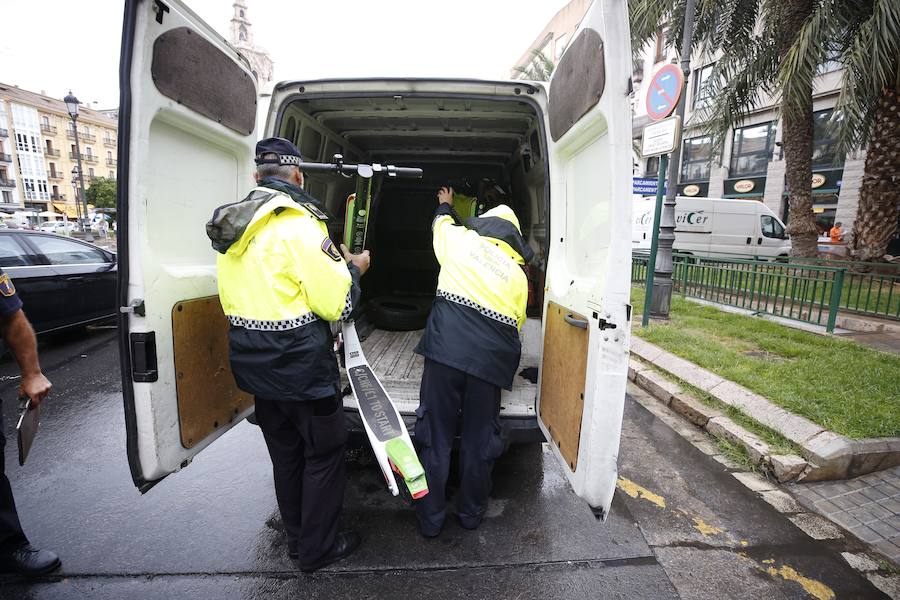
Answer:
[
  {"xmin": 172, "ymin": 296, "xmax": 252, "ymax": 448},
  {"xmin": 539, "ymin": 301, "xmax": 589, "ymax": 470}
]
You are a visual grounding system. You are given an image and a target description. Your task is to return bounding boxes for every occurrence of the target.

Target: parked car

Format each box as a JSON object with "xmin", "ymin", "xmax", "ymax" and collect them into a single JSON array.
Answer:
[
  {"xmin": 117, "ymin": 0, "xmax": 631, "ymax": 517},
  {"xmin": 38, "ymin": 220, "xmax": 78, "ymax": 234},
  {"xmin": 633, "ymin": 196, "xmax": 792, "ymax": 260},
  {"xmin": 0, "ymin": 230, "xmax": 117, "ymax": 334}
]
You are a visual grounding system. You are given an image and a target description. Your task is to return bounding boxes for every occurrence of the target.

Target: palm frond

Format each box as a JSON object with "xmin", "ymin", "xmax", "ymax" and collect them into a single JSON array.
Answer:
[{"xmin": 629, "ymin": 0, "xmax": 679, "ymax": 53}]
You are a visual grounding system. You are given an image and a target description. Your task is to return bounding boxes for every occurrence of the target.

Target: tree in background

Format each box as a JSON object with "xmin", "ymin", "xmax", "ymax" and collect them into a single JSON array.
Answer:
[
  {"xmin": 514, "ymin": 49, "xmax": 556, "ymax": 82},
  {"xmin": 781, "ymin": 0, "xmax": 900, "ymax": 262},
  {"xmin": 630, "ymin": 0, "xmax": 820, "ymax": 257},
  {"xmin": 85, "ymin": 177, "xmax": 116, "ymax": 210}
]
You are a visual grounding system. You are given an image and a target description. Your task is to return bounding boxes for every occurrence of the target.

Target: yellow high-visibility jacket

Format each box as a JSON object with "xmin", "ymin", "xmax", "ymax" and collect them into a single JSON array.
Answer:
[
  {"xmin": 415, "ymin": 203, "xmax": 532, "ymax": 390},
  {"xmin": 207, "ymin": 181, "xmax": 360, "ymax": 401}
]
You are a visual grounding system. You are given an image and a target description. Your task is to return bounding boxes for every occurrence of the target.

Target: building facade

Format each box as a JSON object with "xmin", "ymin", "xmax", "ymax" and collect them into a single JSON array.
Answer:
[
  {"xmin": 230, "ymin": 0, "xmax": 273, "ymax": 84},
  {"xmin": 512, "ymin": 1, "xmax": 866, "ymax": 238},
  {"xmin": 0, "ymin": 83, "xmax": 117, "ymax": 219}
]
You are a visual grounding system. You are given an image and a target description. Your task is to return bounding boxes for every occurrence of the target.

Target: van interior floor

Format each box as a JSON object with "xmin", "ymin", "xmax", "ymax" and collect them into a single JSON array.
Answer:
[{"xmin": 340, "ymin": 325, "xmax": 541, "ymax": 416}]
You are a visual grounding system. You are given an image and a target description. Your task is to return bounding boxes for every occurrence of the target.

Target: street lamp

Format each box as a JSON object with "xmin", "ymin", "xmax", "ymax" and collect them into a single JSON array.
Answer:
[
  {"xmin": 63, "ymin": 91, "xmax": 93, "ymax": 242},
  {"xmin": 71, "ymin": 167, "xmax": 83, "ymax": 230}
]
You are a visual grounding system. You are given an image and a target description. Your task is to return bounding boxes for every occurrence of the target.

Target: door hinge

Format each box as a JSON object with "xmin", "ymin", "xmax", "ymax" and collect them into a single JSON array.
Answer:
[
  {"xmin": 598, "ymin": 318, "xmax": 617, "ymax": 331},
  {"xmin": 120, "ymin": 299, "xmax": 145, "ymax": 317},
  {"xmin": 153, "ymin": 0, "xmax": 170, "ymax": 24}
]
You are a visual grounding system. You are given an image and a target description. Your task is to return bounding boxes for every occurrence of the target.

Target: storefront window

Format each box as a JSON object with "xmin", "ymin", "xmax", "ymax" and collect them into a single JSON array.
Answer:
[
  {"xmin": 680, "ymin": 136, "xmax": 712, "ymax": 182},
  {"xmin": 812, "ymin": 110, "xmax": 844, "ymax": 168},
  {"xmin": 730, "ymin": 122, "xmax": 776, "ymax": 177}
]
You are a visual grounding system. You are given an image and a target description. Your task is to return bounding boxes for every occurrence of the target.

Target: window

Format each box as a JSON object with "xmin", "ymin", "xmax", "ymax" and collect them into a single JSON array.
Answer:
[
  {"xmin": 85, "ymin": 147, "xmax": 93, "ymax": 158},
  {"xmin": 28, "ymin": 235, "xmax": 108, "ymax": 265},
  {"xmin": 653, "ymin": 29, "xmax": 667, "ymax": 63},
  {"xmin": 761, "ymin": 215, "xmax": 785, "ymax": 239},
  {"xmin": 730, "ymin": 122, "xmax": 776, "ymax": 177},
  {"xmin": 0, "ymin": 235, "xmax": 32, "ymax": 267},
  {"xmin": 239, "ymin": 26, "xmax": 247, "ymax": 41},
  {"xmin": 15, "ymin": 134, "xmax": 28, "ymax": 152},
  {"xmin": 82, "ymin": 125, "xmax": 90, "ymax": 136},
  {"xmin": 88, "ymin": 168, "xmax": 95, "ymax": 177},
  {"xmin": 680, "ymin": 136, "xmax": 713, "ymax": 182},
  {"xmin": 691, "ymin": 64, "xmax": 714, "ymax": 109},
  {"xmin": 107, "ymin": 150, "xmax": 112, "ymax": 160},
  {"xmin": 1, "ymin": 191, "xmax": 11, "ymax": 204},
  {"xmin": 554, "ymin": 34, "xmax": 569, "ymax": 60},
  {"xmin": 49, "ymin": 163, "xmax": 56, "ymax": 176},
  {"xmin": 812, "ymin": 109, "xmax": 843, "ymax": 168},
  {"xmin": 109, "ymin": 171, "xmax": 115, "ymax": 179},
  {"xmin": 645, "ymin": 156, "xmax": 660, "ymax": 177}
]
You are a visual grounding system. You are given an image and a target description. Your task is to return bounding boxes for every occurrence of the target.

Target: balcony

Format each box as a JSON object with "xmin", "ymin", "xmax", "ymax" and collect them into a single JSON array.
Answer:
[
  {"xmin": 40, "ymin": 124, "xmax": 58, "ymax": 135},
  {"xmin": 0, "ymin": 178, "xmax": 15, "ymax": 188},
  {"xmin": 66, "ymin": 130, "xmax": 96, "ymax": 143},
  {"xmin": 0, "ymin": 129, "xmax": 7, "ymax": 137},
  {"xmin": 107, "ymin": 157, "xmax": 117, "ymax": 166},
  {"xmin": 0, "ymin": 153, "xmax": 10, "ymax": 162},
  {"xmin": 50, "ymin": 193, "xmax": 66, "ymax": 201},
  {"xmin": 45, "ymin": 148, "xmax": 60, "ymax": 157},
  {"xmin": 103, "ymin": 137, "xmax": 117, "ymax": 146},
  {"xmin": 70, "ymin": 152, "xmax": 98, "ymax": 164},
  {"xmin": 48, "ymin": 171, "xmax": 64, "ymax": 180}
]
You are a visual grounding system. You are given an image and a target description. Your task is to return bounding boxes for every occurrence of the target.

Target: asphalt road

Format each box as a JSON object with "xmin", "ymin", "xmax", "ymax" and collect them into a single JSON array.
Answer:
[{"xmin": 0, "ymin": 328, "xmax": 887, "ymax": 599}]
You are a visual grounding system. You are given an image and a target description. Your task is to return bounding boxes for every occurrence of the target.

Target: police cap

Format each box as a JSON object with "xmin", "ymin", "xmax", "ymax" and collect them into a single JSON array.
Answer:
[{"xmin": 255, "ymin": 137, "xmax": 303, "ymax": 166}]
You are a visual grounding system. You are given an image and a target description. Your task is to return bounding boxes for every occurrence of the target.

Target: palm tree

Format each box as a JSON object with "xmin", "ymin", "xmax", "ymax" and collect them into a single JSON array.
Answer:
[
  {"xmin": 630, "ymin": 0, "xmax": 821, "ymax": 257},
  {"xmin": 780, "ymin": 0, "xmax": 900, "ymax": 262},
  {"xmin": 513, "ymin": 49, "xmax": 556, "ymax": 82}
]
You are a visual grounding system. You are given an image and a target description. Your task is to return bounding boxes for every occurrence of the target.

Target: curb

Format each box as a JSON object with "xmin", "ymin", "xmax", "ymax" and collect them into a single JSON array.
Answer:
[{"xmin": 629, "ymin": 338, "xmax": 900, "ymax": 481}]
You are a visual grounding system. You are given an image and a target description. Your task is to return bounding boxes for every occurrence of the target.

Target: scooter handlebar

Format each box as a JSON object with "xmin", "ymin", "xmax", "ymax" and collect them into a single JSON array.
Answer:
[{"xmin": 298, "ymin": 161, "xmax": 423, "ymax": 179}]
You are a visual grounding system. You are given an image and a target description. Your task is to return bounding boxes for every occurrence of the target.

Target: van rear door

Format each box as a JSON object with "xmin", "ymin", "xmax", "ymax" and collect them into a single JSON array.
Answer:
[
  {"xmin": 536, "ymin": 0, "xmax": 632, "ymax": 518},
  {"xmin": 118, "ymin": 0, "xmax": 259, "ymax": 491}
]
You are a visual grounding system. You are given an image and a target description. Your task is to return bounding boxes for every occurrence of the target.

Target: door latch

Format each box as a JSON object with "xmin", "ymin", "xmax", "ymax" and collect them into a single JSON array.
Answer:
[
  {"xmin": 120, "ymin": 299, "xmax": 145, "ymax": 317},
  {"xmin": 598, "ymin": 318, "xmax": 617, "ymax": 331}
]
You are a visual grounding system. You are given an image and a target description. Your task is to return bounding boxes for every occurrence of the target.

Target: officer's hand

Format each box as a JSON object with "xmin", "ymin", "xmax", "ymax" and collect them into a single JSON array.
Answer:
[
  {"xmin": 20, "ymin": 371, "xmax": 51, "ymax": 406},
  {"xmin": 340, "ymin": 243, "xmax": 371, "ymax": 276},
  {"xmin": 437, "ymin": 187, "xmax": 454, "ymax": 206}
]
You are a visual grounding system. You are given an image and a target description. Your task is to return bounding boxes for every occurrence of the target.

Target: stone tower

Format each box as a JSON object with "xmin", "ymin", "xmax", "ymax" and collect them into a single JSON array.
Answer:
[{"xmin": 230, "ymin": 0, "xmax": 274, "ymax": 84}]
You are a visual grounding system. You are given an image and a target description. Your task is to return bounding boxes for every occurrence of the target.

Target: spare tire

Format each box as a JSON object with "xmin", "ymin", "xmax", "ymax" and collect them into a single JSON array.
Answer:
[{"xmin": 369, "ymin": 296, "xmax": 433, "ymax": 331}]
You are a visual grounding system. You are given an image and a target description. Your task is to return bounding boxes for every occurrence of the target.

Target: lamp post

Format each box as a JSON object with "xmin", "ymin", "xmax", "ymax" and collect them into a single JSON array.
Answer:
[
  {"xmin": 71, "ymin": 167, "xmax": 83, "ymax": 231},
  {"xmin": 64, "ymin": 91, "xmax": 93, "ymax": 242}
]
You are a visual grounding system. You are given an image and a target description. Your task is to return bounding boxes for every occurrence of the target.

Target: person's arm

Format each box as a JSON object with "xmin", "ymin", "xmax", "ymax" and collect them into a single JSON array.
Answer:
[
  {"xmin": 432, "ymin": 187, "xmax": 469, "ymax": 265},
  {"xmin": 0, "ymin": 310, "xmax": 51, "ymax": 405}
]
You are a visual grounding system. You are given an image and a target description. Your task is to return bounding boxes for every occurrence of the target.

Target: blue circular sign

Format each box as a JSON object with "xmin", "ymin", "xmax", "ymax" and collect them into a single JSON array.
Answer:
[{"xmin": 646, "ymin": 64, "xmax": 684, "ymax": 121}]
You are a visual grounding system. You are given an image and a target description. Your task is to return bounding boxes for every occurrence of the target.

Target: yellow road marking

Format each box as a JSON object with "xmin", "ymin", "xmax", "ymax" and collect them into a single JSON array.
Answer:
[
  {"xmin": 765, "ymin": 564, "xmax": 835, "ymax": 600},
  {"xmin": 692, "ymin": 517, "xmax": 723, "ymax": 536},
  {"xmin": 616, "ymin": 477, "xmax": 666, "ymax": 508}
]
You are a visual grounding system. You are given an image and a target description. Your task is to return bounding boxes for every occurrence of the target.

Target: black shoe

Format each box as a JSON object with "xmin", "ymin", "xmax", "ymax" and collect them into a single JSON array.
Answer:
[
  {"xmin": 299, "ymin": 531, "xmax": 360, "ymax": 573},
  {"xmin": 0, "ymin": 543, "xmax": 61, "ymax": 576}
]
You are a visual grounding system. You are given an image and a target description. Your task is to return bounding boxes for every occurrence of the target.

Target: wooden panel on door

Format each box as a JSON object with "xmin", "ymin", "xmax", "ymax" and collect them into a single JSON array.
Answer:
[
  {"xmin": 539, "ymin": 301, "xmax": 589, "ymax": 470},
  {"xmin": 172, "ymin": 296, "xmax": 253, "ymax": 448}
]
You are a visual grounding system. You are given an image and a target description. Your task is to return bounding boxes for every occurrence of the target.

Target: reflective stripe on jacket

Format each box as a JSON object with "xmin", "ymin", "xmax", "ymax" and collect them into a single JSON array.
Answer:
[
  {"xmin": 208, "ymin": 184, "xmax": 360, "ymax": 401},
  {"xmin": 415, "ymin": 203, "xmax": 528, "ymax": 390}
]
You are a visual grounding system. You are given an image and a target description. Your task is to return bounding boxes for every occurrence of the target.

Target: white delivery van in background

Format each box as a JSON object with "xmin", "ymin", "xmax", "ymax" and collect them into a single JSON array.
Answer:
[
  {"xmin": 633, "ymin": 196, "xmax": 791, "ymax": 260},
  {"xmin": 116, "ymin": 0, "xmax": 632, "ymax": 519}
]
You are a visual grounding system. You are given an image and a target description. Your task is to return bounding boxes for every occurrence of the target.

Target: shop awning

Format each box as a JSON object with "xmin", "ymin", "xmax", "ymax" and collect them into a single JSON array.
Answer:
[{"xmin": 52, "ymin": 203, "xmax": 82, "ymax": 219}]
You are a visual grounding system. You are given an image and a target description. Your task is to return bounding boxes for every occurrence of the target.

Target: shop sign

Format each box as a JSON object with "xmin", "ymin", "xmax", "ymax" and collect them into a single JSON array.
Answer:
[
  {"xmin": 734, "ymin": 179, "xmax": 755, "ymax": 193},
  {"xmin": 811, "ymin": 173, "xmax": 827, "ymax": 188},
  {"xmin": 683, "ymin": 184, "xmax": 701, "ymax": 197}
]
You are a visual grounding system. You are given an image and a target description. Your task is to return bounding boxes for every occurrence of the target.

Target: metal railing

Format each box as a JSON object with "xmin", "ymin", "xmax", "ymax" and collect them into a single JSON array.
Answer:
[
  {"xmin": 0, "ymin": 129, "xmax": 7, "ymax": 137},
  {"xmin": 0, "ymin": 178, "xmax": 15, "ymax": 188},
  {"xmin": 45, "ymin": 148, "xmax": 60, "ymax": 157},
  {"xmin": 67, "ymin": 130, "xmax": 96, "ymax": 143},
  {"xmin": 48, "ymin": 171, "xmax": 64, "ymax": 180},
  {"xmin": 103, "ymin": 137, "xmax": 117, "ymax": 146},
  {"xmin": 0, "ymin": 153, "xmax": 10, "ymax": 162},
  {"xmin": 633, "ymin": 253, "xmax": 900, "ymax": 331},
  {"xmin": 50, "ymin": 193, "xmax": 66, "ymax": 201},
  {"xmin": 106, "ymin": 157, "xmax": 117, "ymax": 166},
  {"xmin": 40, "ymin": 124, "xmax": 58, "ymax": 135},
  {"xmin": 70, "ymin": 152, "xmax": 98, "ymax": 163}
]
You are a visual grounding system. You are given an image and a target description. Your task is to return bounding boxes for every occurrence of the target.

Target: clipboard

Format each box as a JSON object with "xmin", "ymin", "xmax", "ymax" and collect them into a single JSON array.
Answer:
[{"xmin": 16, "ymin": 397, "xmax": 39, "ymax": 466}]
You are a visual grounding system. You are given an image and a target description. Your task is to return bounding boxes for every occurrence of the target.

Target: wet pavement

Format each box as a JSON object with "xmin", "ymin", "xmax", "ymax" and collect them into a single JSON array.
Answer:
[{"xmin": 0, "ymin": 328, "xmax": 888, "ymax": 598}]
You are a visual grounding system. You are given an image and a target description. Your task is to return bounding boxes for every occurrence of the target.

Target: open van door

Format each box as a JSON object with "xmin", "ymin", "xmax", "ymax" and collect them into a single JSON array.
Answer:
[
  {"xmin": 537, "ymin": 0, "xmax": 632, "ymax": 518},
  {"xmin": 118, "ymin": 0, "xmax": 259, "ymax": 491}
]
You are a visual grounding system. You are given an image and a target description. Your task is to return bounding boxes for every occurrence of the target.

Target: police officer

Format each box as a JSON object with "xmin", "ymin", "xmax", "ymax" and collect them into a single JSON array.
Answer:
[
  {"xmin": 0, "ymin": 269, "xmax": 59, "ymax": 575},
  {"xmin": 206, "ymin": 138, "xmax": 369, "ymax": 572},
  {"xmin": 413, "ymin": 186, "xmax": 532, "ymax": 537}
]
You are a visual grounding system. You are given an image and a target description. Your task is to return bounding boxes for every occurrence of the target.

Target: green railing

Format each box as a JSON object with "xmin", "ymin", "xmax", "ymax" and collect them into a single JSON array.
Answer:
[{"xmin": 633, "ymin": 252, "xmax": 900, "ymax": 331}]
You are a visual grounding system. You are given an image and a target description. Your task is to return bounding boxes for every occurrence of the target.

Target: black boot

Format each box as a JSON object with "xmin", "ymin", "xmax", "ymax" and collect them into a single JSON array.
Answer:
[
  {"xmin": 299, "ymin": 531, "xmax": 360, "ymax": 573},
  {"xmin": 0, "ymin": 542, "xmax": 61, "ymax": 576}
]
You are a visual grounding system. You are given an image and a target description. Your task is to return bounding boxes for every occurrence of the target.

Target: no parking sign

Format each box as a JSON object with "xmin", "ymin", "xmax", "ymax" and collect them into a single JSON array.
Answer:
[{"xmin": 645, "ymin": 64, "xmax": 684, "ymax": 121}]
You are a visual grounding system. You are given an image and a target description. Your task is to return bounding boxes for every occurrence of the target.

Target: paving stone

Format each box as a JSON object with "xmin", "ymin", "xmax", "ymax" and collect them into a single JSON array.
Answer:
[
  {"xmin": 831, "ymin": 494, "xmax": 861, "ymax": 510},
  {"xmin": 634, "ymin": 369, "xmax": 681, "ymax": 405},
  {"xmin": 653, "ymin": 350, "xmax": 725, "ymax": 392},
  {"xmin": 788, "ymin": 514, "xmax": 845, "ymax": 540},
  {"xmin": 732, "ymin": 471, "xmax": 776, "ymax": 492},
  {"xmin": 829, "ymin": 511, "xmax": 864, "ymax": 530},
  {"xmin": 669, "ymin": 392, "xmax": 721, "ymax": 427},
  {"xmin": 869, "ymin": 520, "xmax": 900, "ymax": 540},
  {"xmin": 841, "ymin": 552, "xmax": 881, "ymax": 572},
  {"xmin": 812, "ymin": 499, "xmax": 842, "ymax": 515},
  {"xmin": 770, "ymin": 455, "xmax": 808, "ymax": 483},
  {"xmin": 872, "ymin": 540, "xmax": 900, "ymax": 563},
  {"xmin": 876, "ymin": 498, "xmax": 900, "ymax": 513},
  {"xmin": 849, "ymin": 524, "xmax": 883, "ymax": 544},
  {"xmin": 760, "ymin": 489, "xmax": 803, "ymax": 513}
]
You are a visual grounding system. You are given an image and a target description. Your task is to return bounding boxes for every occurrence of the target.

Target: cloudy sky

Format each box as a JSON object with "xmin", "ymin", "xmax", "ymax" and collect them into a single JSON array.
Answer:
[{"xmin": 0, "ymin": 0, "xmax": 570, "ymax": 109}]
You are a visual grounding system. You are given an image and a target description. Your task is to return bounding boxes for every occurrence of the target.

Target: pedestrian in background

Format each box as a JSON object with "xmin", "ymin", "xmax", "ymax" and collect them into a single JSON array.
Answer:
[
  {"xmin": 0, "ymin": 269, "xmax": 59, "ymax": 576},
  {"xmin": 829, "ymin": 221, "xmax": 845, "ymax": 243},
  {"xmin": 206, "ymin": 137, "xmax": 369, "ymax": 572},
  {"xmin": 413, "ymin": 186, "xmax": 532, "ymax": 537}
]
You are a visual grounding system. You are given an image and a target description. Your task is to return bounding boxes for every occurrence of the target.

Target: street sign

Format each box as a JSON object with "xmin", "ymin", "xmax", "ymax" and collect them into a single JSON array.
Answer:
[
  {"xmin": 633, "ymin": 177, "xmax": 666, "ymax": 195},
  {"xmin": 645, "ymin": 64, "xmax": 684, "ymax": 121},
  {"xmin": 641, "ymin": 116, "xmax": 681, "ymax": 157}
]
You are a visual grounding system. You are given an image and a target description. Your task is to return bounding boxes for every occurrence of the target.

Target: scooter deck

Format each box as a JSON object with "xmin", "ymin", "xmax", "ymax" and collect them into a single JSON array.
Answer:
[{"xmin": 343, "ymin": 321, "xmax": 428, "ymax": 499}]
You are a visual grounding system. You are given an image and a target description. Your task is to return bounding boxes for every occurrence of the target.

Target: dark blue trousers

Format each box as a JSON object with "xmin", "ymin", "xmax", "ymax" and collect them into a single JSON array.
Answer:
[
  {"xmin": 414, "ymin": 359, "xmax": 504, "ymax": 535},
  {"xmin": 0, "ymin": 399, "xmax": 27, "ymax": 551}
]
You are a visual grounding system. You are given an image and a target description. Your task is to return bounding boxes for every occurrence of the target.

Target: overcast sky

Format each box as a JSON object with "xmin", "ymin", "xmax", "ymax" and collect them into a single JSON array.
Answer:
[{"xmin": 0, "ymin": 0, "xmax": 570, "ymax": 109}]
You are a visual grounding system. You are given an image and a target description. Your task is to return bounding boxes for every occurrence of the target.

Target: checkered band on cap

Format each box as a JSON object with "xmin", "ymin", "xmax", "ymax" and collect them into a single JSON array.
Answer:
[
  {"xmin": 279, "ymin": 154, "xmax": 302, "ymax": 166},
  {"xmin": 228, "ymin": 312, "xmax": 318, "ymax": 331},
  {"xmin": 436, "ymin": 289, "xmax": 517, "ymax": 328}
]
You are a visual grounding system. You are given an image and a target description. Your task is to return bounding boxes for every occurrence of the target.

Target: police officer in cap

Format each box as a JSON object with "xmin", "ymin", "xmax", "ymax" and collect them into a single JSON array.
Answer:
[
  {"xmin": 206, "ymin": 137, "xmax": 369, "ymax": 571},
  {"xmin": 413, "ymin": 186, "xmax": 532, "ymax": 537}
]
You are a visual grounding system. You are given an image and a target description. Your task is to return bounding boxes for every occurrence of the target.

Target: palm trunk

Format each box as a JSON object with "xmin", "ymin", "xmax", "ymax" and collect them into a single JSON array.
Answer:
[
  {"xmin": 849, "ymin": 86, "xmax": 900, "ymax": 262},
  {"xmin": 780, "ymin": 0, "xmax": 818, "ymax": 258}
]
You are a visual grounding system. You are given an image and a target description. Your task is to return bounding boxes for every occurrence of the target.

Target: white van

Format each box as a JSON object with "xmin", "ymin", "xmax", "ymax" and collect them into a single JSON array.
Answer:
[
  {"xmin": 116, "ymin": 0, "xmax": 632, "ymax": 517},
  {"xmin": 633, "ymin": 196, "xmax": 791, "ymax": 260}
]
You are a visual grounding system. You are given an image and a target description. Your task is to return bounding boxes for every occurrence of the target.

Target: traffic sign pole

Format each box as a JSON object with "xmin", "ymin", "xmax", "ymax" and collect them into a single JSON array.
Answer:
[{"xmin": 642, "ymin": 153, "xmax": 668, "ymax": 328}]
